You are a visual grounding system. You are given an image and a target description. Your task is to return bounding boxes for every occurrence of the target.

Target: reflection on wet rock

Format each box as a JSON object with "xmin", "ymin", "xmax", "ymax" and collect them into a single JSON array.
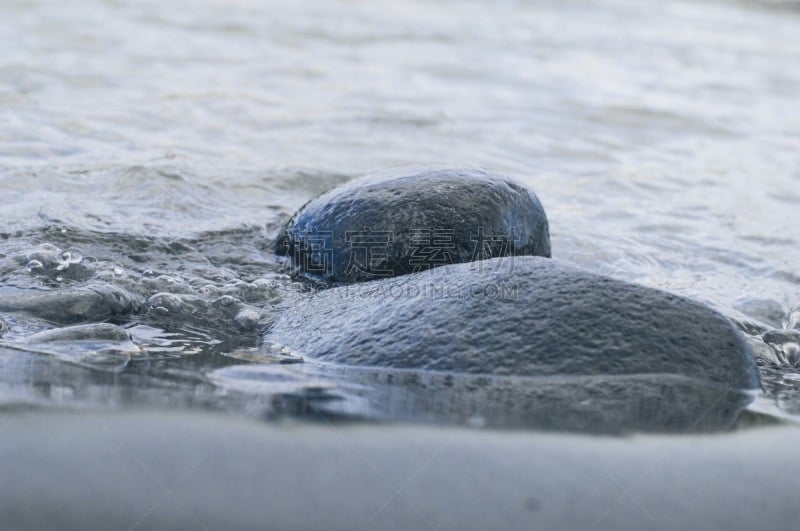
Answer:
[
  {"xmin": 0, "ymin": 344, "xmax": 247, "ymax": 409},
  {"xmin": 277, "ymin": 167, "xmax": 550, "ymax": 284},
  {"xmin": 208, "ymin": 362, "xmax": 754, "ymax": 433},
  {"xmin": 209, "ymin": 364, "xmax": 333, "ymax": 395},
  {"xmin": 320, "ymin": 368, "xmax": 753, "ymax": 433}
]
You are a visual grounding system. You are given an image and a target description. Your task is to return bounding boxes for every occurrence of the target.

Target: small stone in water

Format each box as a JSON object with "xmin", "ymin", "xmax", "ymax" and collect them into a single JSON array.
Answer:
[{"xmin": 55, "ymin": 249, "xmax": 83, "ymax": 271}]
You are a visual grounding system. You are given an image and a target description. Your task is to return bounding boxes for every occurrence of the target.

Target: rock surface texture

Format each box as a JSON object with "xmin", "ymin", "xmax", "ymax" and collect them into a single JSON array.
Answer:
[
  {"xmin": 266, "ymin": 257, "xmax": 759, "ymax": 391},
  {"xmin": 270, "ymin": 169, "xmax": 760, "ymax": 431}
]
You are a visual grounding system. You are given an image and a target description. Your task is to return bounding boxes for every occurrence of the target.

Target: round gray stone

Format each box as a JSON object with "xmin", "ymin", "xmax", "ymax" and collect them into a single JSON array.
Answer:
[
  {"xmin": 266, "ymin": 257, "xmax": 759, "ymax": 391},
  {"xmin": 276, "ymin": 167, "xmax": 550, "ymax": 284}
]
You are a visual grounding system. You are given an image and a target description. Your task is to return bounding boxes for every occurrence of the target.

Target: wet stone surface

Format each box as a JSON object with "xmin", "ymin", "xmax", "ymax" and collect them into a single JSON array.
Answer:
[
  {"xmin": 262, "ymin": 256, "xmax": 761, "ymax": 432},
  {"xmin": 276, "ymin": 167, "xmax": 551, "ymax": 284},
  {"xmin": 268, "ymin": 257, "xmax": 759, "ymax": 388}
]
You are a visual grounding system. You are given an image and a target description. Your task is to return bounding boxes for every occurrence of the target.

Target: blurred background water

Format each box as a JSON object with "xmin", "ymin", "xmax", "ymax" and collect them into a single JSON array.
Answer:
[{"xmin": 0, "ymin": 0, "xmax": 798, "ymax": 425}]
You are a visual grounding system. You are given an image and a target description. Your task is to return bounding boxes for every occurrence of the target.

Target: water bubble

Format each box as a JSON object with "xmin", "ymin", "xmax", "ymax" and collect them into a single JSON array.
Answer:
[
  {"xmin": 56, "ymin": 275, "xmax": 63, "ymax": 282},
  {"xmin": 26, "ymin": 259, "xmax": 44, "ymax": 273},
  {"xmin": 65, "ymin": 250, "xmax": 82, "ymax": 264},
  {"xmin": 234, "ymin": 308, "xmax": 261, "ymax": 330},
  {"xmin": 113, "ymin": 266, "xmax": 124, "ymax": 277},
  {"xmin": 55, "ymin": 249, "xmax": 82, "ymax": 271},
  {"xmin": 214, "ymin": 295, "xmax": 238, "ymax": 307},
  {"xmin": 199, "ymin": 285, "xmax": 221, "ymax": 296},
  {"xmin": 157, "ymin": 275, "xmax": 184, "ymax": 285},
  {"xmin": 146, "ymin": 293, "xmax": 184, "ymax": 314}
]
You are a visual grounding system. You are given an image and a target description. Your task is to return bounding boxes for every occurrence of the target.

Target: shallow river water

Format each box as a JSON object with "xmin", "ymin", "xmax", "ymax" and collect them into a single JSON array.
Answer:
[{"xmin": 1, "ymin": 0, "xmax": 799, "ymax": 427}]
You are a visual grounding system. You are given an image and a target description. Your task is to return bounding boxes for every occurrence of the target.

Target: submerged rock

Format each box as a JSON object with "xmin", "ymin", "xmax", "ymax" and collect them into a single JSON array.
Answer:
[
  {"xmin": 5, "ymin": 323, "xmax": 140, "ymax": 371},
  {"xmin": 276, "ymin": 167, "xmax": 550, "ymax": 284},
  {"xmin": 265, "ymin": 257, "xmax": 759, "ymax": 430},
  {"xmin": 268, "ymin": 257, "xmax": 758, "ymax": 388},
  {"xmin": 0, "ymin": 284, "xmax": 141, "ymax": 324},
  {"xmin": 17, "ymin": 323, "xmax": 134, "ymax": 345}
]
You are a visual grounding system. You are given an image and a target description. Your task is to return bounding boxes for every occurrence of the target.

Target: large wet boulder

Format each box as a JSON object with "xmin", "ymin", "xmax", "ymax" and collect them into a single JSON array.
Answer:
[
  {"xmin": 264, "ymin": 257, "xmax": 759, "ymax": 431},
  {"xmin": 267, "ymin": 257, "xmax": 758, "ymax": 388},
  {"xmin": 276, "ymin": 167, "xmax": 550, "ymax": 284}
]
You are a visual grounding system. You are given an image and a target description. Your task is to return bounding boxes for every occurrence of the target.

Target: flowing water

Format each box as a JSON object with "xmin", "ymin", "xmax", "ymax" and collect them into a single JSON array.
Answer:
[{"xmin": 1, "ymin": 0, "xmax": 799, "ymax": 427}]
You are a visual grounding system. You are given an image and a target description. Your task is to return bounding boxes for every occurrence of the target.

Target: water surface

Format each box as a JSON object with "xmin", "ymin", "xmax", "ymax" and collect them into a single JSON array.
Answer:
[{"xmin": 1, "ymin": 0, "xmax": 799, "ymax": 427}]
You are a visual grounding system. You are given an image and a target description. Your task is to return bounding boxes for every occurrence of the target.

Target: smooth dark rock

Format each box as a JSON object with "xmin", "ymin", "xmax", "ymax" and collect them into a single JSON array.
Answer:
[
  {"xmin": 264, "ymin": 257, "xmax": 759, "ymax": 431},
  {"xmin": 276, "ymin": 167, "xmax": 550, "ymax": 284}
]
